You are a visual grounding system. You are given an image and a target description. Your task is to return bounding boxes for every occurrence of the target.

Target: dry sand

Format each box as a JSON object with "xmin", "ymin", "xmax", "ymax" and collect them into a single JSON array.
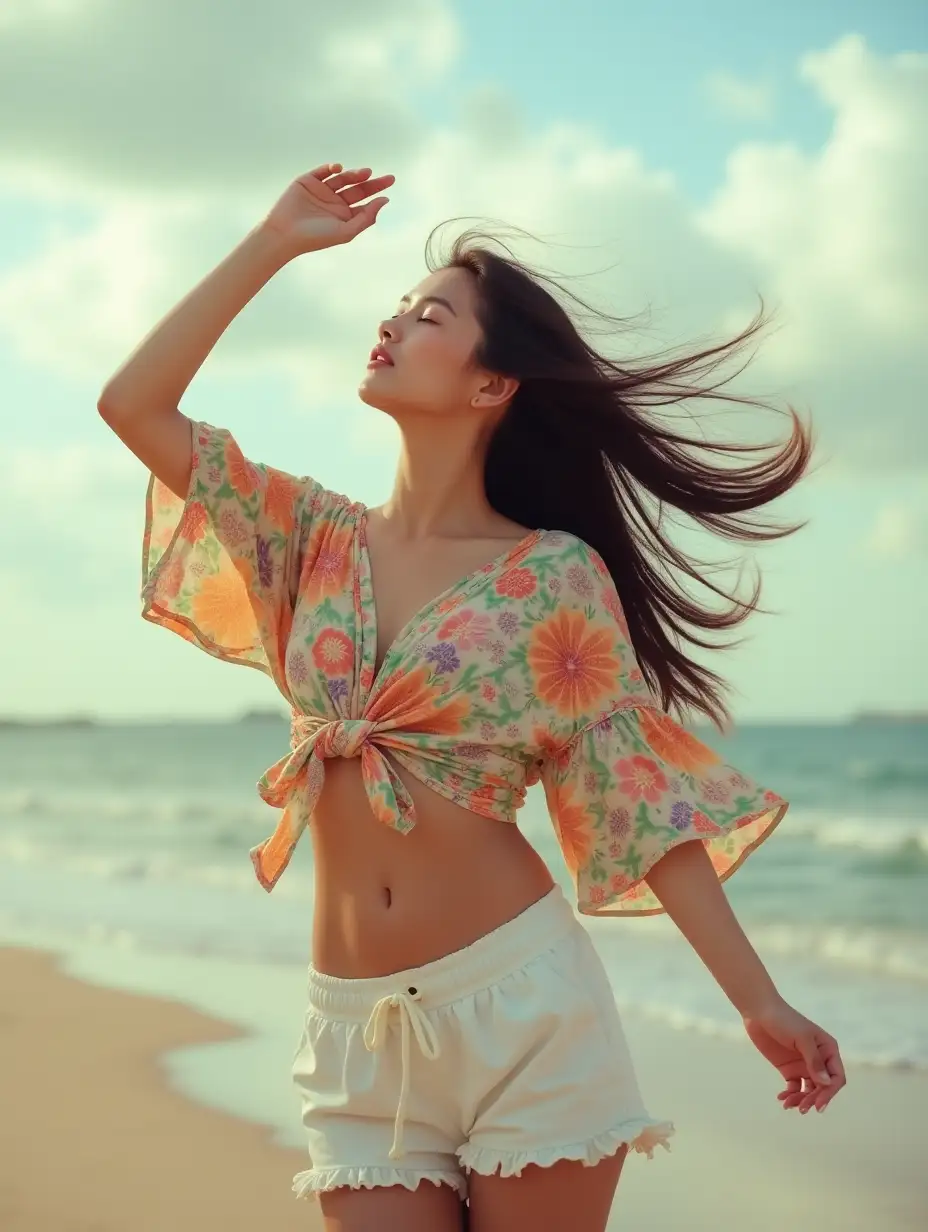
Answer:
[{"xmin": 1, "ymin": 944, "xmax": 925, "ymax": 1231}]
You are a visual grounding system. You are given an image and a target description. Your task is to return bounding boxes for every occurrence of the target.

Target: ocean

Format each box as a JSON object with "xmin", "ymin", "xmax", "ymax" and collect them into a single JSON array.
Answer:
[{"xmin": 2, "ymin": 715, "xmax": 926, "ymax": 1164}]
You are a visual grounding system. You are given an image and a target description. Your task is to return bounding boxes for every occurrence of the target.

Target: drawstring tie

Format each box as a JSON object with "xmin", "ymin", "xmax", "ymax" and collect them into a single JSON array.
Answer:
[{"xmin": 363, "ymin": 986, "xmax": 441, "ymax": 1159}]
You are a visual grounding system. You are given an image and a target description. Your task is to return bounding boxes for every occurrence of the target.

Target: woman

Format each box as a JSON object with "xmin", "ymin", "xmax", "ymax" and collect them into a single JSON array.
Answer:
[{"xmin": 98, "ymin": 162, "xmax": 846, "ymax": 1232}]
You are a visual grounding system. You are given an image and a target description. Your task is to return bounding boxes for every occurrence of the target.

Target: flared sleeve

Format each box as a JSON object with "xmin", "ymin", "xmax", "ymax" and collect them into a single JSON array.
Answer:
[
  {"xmin": 542, "ymin": 702, "xmax": 789, "ymax": 917},
  {"xmin": 140, "ymin": 418, "xmax": 327, "ymax": 689}
]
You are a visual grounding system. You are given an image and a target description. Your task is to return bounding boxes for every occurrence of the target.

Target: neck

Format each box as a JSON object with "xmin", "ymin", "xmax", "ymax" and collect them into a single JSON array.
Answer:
[{"xmin": 380, "ymin": 414, "xmax": 499, "ymax": 540}]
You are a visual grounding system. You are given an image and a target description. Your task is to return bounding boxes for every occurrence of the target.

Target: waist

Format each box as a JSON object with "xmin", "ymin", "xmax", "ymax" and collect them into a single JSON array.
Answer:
[
  {"xmin": 309, "ymin": 757, "xmax": 556, "ymax": 976},
  {"xmin": 305, "ymin": 883, "xmax": 577, "ymax": 1017}
]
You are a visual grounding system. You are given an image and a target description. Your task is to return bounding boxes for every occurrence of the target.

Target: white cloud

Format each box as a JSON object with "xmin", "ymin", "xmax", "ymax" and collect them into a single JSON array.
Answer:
[
  {"xmin": 704, "ymin": 71, "xmax": 775, "ymax": 122},
  {"xmin": 0, "ymin": 16, "xmax": 922, "ymax": 487},
  {"xmin": 698, "ymin": 35, "xmax": 928, "ymax": 470}
]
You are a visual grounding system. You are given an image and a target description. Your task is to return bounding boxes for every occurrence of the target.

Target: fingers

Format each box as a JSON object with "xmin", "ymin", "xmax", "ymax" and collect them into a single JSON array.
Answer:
[
  {"xmin": 339, "ymin": 173, "xmax": 395, "ymax": 207},
  {"xmin": 307, "ymin": 161, "xmax": 344, "ymax": 179},
  {"xmin": 342, "ymin": 198, "xmax": 389, "ymax": 239}
]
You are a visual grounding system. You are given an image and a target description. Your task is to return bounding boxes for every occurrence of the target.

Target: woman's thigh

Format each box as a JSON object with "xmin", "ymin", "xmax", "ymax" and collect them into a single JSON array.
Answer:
[
  {"xmin": 467, "ymin": 1145, "xmax": 628, "ymax": 1232},
  {"xmin": 319, "ymin": 1180, "xmax": 466, "ymax": 1232}
]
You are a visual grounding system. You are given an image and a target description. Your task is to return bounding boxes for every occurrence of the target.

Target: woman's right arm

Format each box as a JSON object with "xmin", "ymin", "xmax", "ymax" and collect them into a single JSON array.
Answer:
[
  {"xmin": 97, "ymin": 161, "xmax": 394, "ymax": 498},
  {"xmin": 97, "ymin": 223, "xmax": 298, "ymax": 499}
]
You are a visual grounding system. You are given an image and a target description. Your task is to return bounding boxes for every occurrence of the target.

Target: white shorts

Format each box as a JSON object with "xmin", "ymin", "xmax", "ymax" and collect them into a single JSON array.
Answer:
[{"xmin": 290, "ymin": 885, "xmax": 674, "ymax": 1200}]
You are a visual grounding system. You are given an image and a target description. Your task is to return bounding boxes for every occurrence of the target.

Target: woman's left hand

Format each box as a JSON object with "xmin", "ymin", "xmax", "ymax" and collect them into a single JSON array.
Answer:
[{"xmin": 741, "ymin": 995, "xmax": 847, "ymax": 1114}]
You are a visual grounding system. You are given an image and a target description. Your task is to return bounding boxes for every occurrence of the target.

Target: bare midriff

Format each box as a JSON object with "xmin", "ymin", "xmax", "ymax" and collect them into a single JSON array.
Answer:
[{"xmin": 308, "ymin": 753, "xmax": 555, "ymax": 979}]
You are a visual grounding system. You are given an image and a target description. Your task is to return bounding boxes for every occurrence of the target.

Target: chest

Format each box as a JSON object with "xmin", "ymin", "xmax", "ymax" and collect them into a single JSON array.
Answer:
[{"xmin": 365, "ymin": 535, "xmax": 513, "ymax": 678}]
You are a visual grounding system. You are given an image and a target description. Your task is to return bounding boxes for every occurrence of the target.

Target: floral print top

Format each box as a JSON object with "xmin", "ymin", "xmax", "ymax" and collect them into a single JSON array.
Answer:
[{"xmin": 140, "ymin": 420, "xmax": 789, "ymax": 917}]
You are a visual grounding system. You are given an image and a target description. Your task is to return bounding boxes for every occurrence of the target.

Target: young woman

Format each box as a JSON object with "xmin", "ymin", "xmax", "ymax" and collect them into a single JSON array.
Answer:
[{"xmin": 98, "ymin": 162, "xmax": 846, "ymax": 1232}]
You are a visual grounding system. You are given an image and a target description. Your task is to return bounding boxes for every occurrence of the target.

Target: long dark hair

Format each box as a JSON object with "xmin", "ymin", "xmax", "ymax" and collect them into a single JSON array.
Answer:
[{"xmin": 426, "ymin": 221, "xmax": 815, "ymax": 731}]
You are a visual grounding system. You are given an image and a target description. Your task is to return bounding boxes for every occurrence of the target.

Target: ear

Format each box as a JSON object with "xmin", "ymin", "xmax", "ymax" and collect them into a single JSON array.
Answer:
[{"xmin": 472, "ymin": 373, "xmax": 520, "ymax": 410}]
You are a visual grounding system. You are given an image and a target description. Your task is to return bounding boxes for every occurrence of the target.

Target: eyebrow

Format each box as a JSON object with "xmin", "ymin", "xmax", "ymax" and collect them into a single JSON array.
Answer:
[{"xmin": 398, "ymin": 293, "xmax": 458, "ymax": 317}]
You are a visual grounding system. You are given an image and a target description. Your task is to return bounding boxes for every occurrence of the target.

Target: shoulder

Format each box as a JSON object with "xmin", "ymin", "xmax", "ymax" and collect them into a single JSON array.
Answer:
[{"xmin": 528, "ymin": 530, "xmax": 626, "ymax": 625}]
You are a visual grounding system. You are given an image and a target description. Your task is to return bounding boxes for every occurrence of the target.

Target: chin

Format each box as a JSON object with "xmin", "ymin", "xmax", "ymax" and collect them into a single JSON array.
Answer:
[{"xmin": 356, "ymin": 381, "xmax": 392, "ymax": 413}]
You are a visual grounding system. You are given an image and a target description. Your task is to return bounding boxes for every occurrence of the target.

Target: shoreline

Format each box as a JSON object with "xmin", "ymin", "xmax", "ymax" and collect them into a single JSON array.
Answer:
[
  {"xmin": 0, "ymin": 944, "xmax": 320, "ymax": 1232},
  {"xmin": 1, "ymin": 940, "xmax": 925, "ymax": 1230}
]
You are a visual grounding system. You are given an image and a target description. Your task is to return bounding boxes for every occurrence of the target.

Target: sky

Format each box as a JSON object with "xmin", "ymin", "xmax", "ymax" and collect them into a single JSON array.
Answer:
[{"xmin": 1, "ymin": 0, "xmax": 925, "ymax": 723}]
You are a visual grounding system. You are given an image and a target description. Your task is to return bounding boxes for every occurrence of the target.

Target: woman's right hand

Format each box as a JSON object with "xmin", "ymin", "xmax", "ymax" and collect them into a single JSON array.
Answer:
[{"xmin": 261, "ymin": 162, "xmax": 394, "ymax": 255}]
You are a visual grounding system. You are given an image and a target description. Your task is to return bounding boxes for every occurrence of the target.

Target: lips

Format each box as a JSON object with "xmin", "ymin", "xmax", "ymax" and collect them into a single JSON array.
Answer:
[{"xmin": 369, "ymin": 345, "xmax": 394, "ymax": 366}]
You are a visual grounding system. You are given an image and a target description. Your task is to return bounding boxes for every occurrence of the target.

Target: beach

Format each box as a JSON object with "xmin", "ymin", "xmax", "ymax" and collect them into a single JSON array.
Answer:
[{"xmin": 2, "ymin": 942, "xmax": 924, "ymax": 1232}]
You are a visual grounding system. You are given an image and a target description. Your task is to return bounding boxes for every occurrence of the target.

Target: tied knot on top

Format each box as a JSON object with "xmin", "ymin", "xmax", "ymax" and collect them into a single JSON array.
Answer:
[{"xmin": 290, "ymin": 711, "xmax": 375, "ymax": 759}]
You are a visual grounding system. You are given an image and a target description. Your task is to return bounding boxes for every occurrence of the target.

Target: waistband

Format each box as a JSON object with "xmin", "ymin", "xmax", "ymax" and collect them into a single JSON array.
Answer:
[{"xmin": 306, "ymin": 883, "xmax": 577, "ymax": 1019}]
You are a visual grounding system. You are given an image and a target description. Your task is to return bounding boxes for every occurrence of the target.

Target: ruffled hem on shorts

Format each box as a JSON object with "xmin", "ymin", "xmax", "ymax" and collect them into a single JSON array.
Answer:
[
  {"xmin": 292, "ymin": 1165, "xmax": 468, "ymax": 1201},
  {"xmin": 459, "ymin": 1114, "xmax": 676, "ymax": 1177}
]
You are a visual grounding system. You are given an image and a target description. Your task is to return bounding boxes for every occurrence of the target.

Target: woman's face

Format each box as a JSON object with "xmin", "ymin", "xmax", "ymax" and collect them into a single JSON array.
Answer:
[{"xmin": 358, "ymin": 266, "xmax": 516, "ymax": 421}]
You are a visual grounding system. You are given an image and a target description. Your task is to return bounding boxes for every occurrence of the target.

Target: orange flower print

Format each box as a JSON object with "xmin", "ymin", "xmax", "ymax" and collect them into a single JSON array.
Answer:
[
  {"xmin": 531, "ymin": 725, "xmax": 562, "ymax": 760},
  {"xmin": 160, "ymin": 556, "xmax": 186, "ymax": 600},
  {"xmin": 368, "ymin": 665, "xmax": 470, "ymax": 735},
  {"xmin": 438, "ymin": 608, "xmax": 492, "ymax": 649},
  {"xmin": 305, "ymin": 522, "xmax": 353, "ymax": 602},
  {"xmin": 638, "ymin": 709, "xmax": 721, "ymax": 773},
  {"xmin": 527, "ymin": 608, "xmax": 620, "ymax": 716},
  {"xmin": 496, "ymin": 567, "xmax": 537, "ymax": 599},
  {"xmin": 311, "ymin": 628, "xmax": 353, "ymax": 675},
  {"xmin": 225, "ymin": 438, "xmax": 260, "ymax": 499},
  {"xmin": 436, "ymin": 594, "xmax": 466, "ymax": 616},
  {"xmin": 264, "ymin": 467, "xmax": 302, "ymax": 536},
  {"xmin": 601, "ymin": 585, "xmax": 630, "ymax": 639},
  {"xmin": 613, "ymin": 755, "xmax": 668, "ymax": 805},
  {"xmin": 691, "ymin": 809, "xmax": 723, "ymax": 835},
  {"xmin": 179, "ymin": 501, "xmax": 208, "ymax": 543},
  {"xmin": 191, "ymin": 571, "xmax": 257, "ymax": 647},
  {"xmin": 552, "ymin": 786, "xmax": 593, "ymax": 873}
]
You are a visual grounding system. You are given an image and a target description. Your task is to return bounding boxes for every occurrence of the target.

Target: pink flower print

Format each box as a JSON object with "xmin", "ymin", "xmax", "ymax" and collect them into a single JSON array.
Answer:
[
  {"xmin": 454, "ymin": 743, "xmax": 489, "ymax": 762},
  {"xmin": 584, "ymin": 770, "xmax": 598, "ymax": 794},
  {"xmin": 497, "ymin": 611, "xmax": 520, "ymax": 637},
  {"xmin": 480, "ymin": 721, "xmax": 495, "ymax": 741},
  {"xmin": 588, "ymin": 884, "xmax": 607, "ymax": 906},
  {"xmin": 613, "ymin": 755, "xmax": 668, "ymax": 805},
  {"xmin": 602, "ymin": 587, "xmax": 630, "ymax": 638},
  {"xmin": 505, "ymin": 722, "xmax": 520, "ymax": 739},
  {"xmin": 610, "ymin": 872, "xmax": 633, "ymax": 895},
  {"xmin": 490, "ymin": 640, "xmax": 506, "ymax": 665},
  {"xmin": 548, "ymin": 577, "xmax": 562, "ymax": 594},
  {"xmin": 608, "ymin": 807, "xmax": 632, "ymax": 838},
  {"xmin": 218, "ymin": 508, "xmax": 248, "ymax": 548},
  {"xmin": 566, "ymin": 565, "xmax": 594, "ymax": 598},
  {"xmin": 481, "ymin": 682, "xmax": 497, "ymax": 702},
  {"xmin": 702, "ymin": 779, "xmax": 731, "ymax": 805},
  {"xmin": 438, "ymin": 608, "xmax": 492, "ymax": 649}
]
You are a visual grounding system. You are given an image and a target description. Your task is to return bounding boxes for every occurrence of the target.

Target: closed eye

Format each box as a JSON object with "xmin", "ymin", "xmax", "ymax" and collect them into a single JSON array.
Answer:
[{"xmin": 391, "ymin": 314, "xmax": 439, "ymax": 323}]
